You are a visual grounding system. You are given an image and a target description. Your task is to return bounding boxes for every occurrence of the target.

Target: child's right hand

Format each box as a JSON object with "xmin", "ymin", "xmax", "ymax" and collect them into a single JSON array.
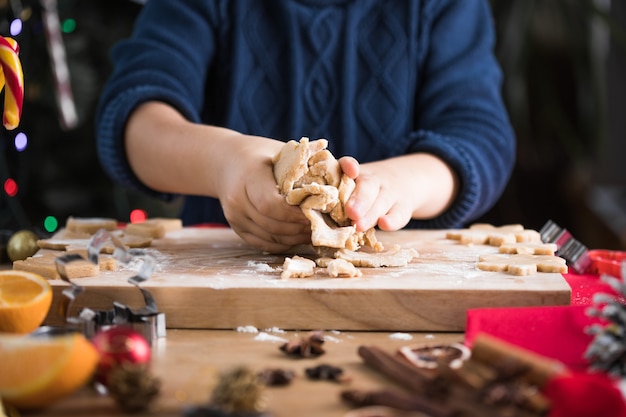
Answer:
[{"xmin": 214, "ymin": 134, "xmax": 312, "ymax": 253}]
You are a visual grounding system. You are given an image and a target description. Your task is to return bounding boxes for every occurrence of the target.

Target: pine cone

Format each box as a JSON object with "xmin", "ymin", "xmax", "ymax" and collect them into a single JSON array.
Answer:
[
  {"xmin": 210, "ymin": 366, "xmax": 266, "ymax": 413},
  {"xmin": 107, "ymin": 362, "xmax": 161, "ymax": 413}
]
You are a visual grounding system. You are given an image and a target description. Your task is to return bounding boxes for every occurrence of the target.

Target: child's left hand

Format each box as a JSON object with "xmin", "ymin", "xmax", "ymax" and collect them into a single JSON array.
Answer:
[{"xmin": 340, "ymin": 153, "xmax": 458, "ymax": 232}]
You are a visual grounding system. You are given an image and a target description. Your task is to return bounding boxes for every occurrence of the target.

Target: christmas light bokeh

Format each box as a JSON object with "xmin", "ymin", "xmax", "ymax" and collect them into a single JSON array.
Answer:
[
  {"xmin": 43, "ymin": 216, "xmax": 58, "ymax": 233},
  {"xmin": 129, "ymin": 209, "xmax": 147, "ymax": 224},
  {"xmin": 14, "ymin": 131, "xmax": 26, "ymax": 151},
  {"xmin": 4, "ymin": 178, "xmax": 17, "ymax": 197},
  {"xmin": 0, "ymin": 2, "xmax": 178, "ymax": 241}
]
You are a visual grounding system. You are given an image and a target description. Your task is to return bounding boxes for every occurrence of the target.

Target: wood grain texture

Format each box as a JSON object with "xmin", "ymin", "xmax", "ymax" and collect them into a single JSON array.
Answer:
[{"xmin": 42, "ymin": 227, "xmax": 571, "ymax": 331}]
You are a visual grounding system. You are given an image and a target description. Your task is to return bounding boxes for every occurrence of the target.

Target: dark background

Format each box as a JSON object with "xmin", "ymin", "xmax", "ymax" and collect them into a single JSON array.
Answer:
[{"xmin": 1, "ymin": 0, "xmax": 625, "ymax": 250}]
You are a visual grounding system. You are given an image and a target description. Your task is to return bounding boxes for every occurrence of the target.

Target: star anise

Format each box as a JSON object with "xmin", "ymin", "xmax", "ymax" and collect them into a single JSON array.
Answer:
[
  {"xmin": 305, "ymin": 364, "xmax": 350, "ymax": 383},
  {"xmin": 257, "ymin": 368, "xmax": 296, "ymax": 386},
  {"xmin": 279, "ymin": 330, "xmax": 325, "ymax": 358}
]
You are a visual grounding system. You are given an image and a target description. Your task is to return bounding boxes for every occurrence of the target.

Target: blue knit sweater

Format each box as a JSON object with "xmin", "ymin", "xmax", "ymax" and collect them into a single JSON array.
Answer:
[{"xmin": 96, "ymin": 0, "xmax": 515, "ymax": 228}]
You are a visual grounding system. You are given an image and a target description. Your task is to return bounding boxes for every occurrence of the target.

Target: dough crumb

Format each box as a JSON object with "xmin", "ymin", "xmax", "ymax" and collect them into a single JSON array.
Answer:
[
  {"xmin": 327, "ymin": 258, "xmax": 362, "ymax": 278},
  {"xmin": 281, "ymin": 255, "xmax": 316, "ymax": 279}
]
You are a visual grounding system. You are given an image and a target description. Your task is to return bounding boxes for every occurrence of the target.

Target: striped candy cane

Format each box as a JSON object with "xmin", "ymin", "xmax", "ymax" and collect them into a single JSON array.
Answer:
[{"xmin": 0, "ymin": 36, "xmax": 24, "ymax": 130}]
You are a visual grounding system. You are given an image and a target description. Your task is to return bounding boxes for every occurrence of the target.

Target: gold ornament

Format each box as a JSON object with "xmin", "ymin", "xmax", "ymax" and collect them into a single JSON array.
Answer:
[{"xmin": 7, "ymin": 230, "xmax": 39, "ymax": 261}]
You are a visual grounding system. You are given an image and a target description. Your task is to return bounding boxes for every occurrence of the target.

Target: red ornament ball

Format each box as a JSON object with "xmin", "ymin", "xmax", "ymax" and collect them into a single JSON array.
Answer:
[{"xmin": 91, "ymin": 326, "xmax": 152, "ymax": 386}]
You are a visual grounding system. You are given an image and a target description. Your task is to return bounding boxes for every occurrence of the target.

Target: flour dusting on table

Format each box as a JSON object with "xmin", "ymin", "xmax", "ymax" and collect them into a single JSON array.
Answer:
[
  {"xmin": 389, "ymin": 332, "xmax": 413, "ymax": 341},
  {"xmin": 254, "ymin": 332, "xmax": 289, "ymax": 343}
]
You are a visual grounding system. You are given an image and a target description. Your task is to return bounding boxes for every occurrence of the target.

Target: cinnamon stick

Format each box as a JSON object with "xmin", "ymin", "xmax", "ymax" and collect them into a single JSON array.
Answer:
[
  {"xmin": 357, "ymin": 345, "xmax": 434, "ymax": 393},
  {"xmin": 470, "ymin": 333, "xmax": 568, "ymax": 386},
  {"xmin": 341, "ymin": 388, "xmax": 455, "ymax": 417},
  {"xmin": 357, "ymin": 344, "xmax": 549, "ymax": 417}
]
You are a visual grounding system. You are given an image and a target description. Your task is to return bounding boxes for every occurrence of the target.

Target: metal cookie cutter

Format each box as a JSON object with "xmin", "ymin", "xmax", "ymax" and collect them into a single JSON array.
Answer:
[
  {"xmin": 54, "ymin": 228, "xmax": 166, "ymax": 344},
  {"xmin": 540, "ymin": 220, "xmax": 626, "ymax": 279},
  {"xmin": 539, "ymin": 220, "xmax": 592, "ymax": 274}
]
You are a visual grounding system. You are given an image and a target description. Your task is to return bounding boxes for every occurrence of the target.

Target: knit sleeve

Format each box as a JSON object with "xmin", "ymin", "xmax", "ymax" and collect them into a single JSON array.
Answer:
[
  {"xmin": 407, "ymin": 0, "xmax": 516, "ymax": 229},
  {"xmin": 95, "ymin": 0, "xmax": 222, "ymax": 199}
]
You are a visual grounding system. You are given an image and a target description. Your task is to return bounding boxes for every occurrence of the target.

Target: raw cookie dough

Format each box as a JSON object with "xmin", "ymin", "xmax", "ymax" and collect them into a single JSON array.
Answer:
[
  {"xmin": 477, "ymin": 253, "xmax": 568, "ymax": 275},
  {"xmin": 272, "ymin": 137, "xmax": 416, "ymax": 276},
  {"xmin": 273, "ymin": 137, "xmax": 383, "ymax": 252},
  {"xmin": 334, "ymin": 246, "xmax": 419, "ymax": 268},
  {"xmin": 13, "ymin": 252, "xmax": 117, "ymax": 280},
  {"xmin": 326, "ymin": 258, "xmax": 362, "ymax": 278},
  {"xmin": 37, "ymin": 230, "xmax": 152, "ymax": 254},
  {"xmin": 281, "ymin": 256, "xmax": 316, "ymax": 279},
  {"xmin": 66, "ymin": 216, "xmax": 118, "ymax": 234},
  {"xmin": 125, "ymin": 217, "xmax": 183, "ymax": 239},
  {"xmin": 447, "ymin": 223, "xmax": 542, "ymax": 246},
  {"xmin": 498, "ymin": 242, "xmax": 558, "ymax": 256}
]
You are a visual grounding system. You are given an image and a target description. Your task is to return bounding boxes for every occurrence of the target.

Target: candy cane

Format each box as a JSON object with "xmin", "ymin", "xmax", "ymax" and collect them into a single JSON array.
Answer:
[{"xmin": 0, "ymin": 36, "xmax": 24, "ymax": 130}]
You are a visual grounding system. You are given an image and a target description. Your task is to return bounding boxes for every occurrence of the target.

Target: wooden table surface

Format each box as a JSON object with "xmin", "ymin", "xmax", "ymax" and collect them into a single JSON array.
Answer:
[
  {"xmin": 40, "ymin": 227, "xmax": 570, "ymax": 332},
  {"xmin": 6, "ymin": 226, "xmax": 565, "ymax": 416},
  {"xmin": 27, "ymin": 329, "xmax": 464, "ymax": 417}
]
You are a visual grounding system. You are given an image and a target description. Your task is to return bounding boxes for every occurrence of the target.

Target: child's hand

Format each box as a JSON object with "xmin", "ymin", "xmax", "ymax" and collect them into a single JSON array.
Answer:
[
  {"xmin": 215, "ymin": 136, "xmax": 311, "ymax": 253},
  {"xmin": 340, "ymin": 156, "xmax": 414, "ymax": 232},
  {"xmin": 340, "ymin": 153, "xmax": 458, "ymax": 232}
]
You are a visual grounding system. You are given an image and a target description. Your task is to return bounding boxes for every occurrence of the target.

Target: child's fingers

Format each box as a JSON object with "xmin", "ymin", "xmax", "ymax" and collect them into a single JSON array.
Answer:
[
  {"xmin": 338, "ymin": 156, "xmax": 359, "ymax": 179},
  {"xmin": 377, "ymin": 204, "xmax": 412, "ymax": 231}
]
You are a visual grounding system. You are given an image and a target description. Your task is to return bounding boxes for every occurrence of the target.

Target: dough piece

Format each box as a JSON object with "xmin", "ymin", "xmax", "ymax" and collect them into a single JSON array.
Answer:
[
  {"xmin": 272, "ymin": 137, "xmax": 328, "ymax": 195},
  {"xmin": 302, "ymin": 208, "xmax": 357, "ymax": 249},
  {"xmin": 314, "ymin": 257, "xmax": 334, "ymax": 268},
  {"xmin": 358, "ymin": 228, "xmax": 384, "ymax": 252},
  {"xmin": 335, "ymin": 246, "xmax": 419, "ymax": 268},
  {"xmin": 66, "ymin": 216, "xmax": 118, "ymax": 234},
  {"xmin": 286, "ymin": 183, "xmax": 339, "ymax": 212},
  {"xmin": 37, "ymin": 232, "xmax": 152, "ymax": 254},
  {"xmin": 13, "ymin": 253, "xmax": 117, "ymax": 280},
  {"xmin": 301, "ymin": 149, "xmax": 342, "ymax": 187},
  {"xmin": 37, "ymin": 238, "xmax": 87, "ymax": 251},
  {"xmin": 125, "ymin": 218, "xmax": 182, "ymax": 239},
  {"xmin": 44, "ymin": 229, "xmax": 92, "ymax": 241},
  {"xmin": 477, "ymin": 253, "xmax": 568, "ymax": 275},
  {"xmin": 329, "ymin": 174, "xmax": 356, "ymax": 226},
  {"xmin": 272, "ymin": 137, "xmax": 413, "ymax": 276},
  {"xmin": 281, "ymin": 256, "xmax": 316, "ymax": 279},
  {"xmin": 447, "ymin": 224, "xmax": 541, "ymax": 246},
  {"xmin": 498, "ymin": 242, "xmax": 557, "ymax": 256},
  {"xmin": 273, "ymin": 137, "xmax": 382, "ymax": 253},
  {"xmin": 513, "ymin": 229, "xmax": 542, "ymax": 243},
  {"xmin": 327, "ymin": 258, "xmax": 362, "ymax": 278},
  {"xmin": 145, "ymin": 217, "xmax": 183, "ymax": 232}
]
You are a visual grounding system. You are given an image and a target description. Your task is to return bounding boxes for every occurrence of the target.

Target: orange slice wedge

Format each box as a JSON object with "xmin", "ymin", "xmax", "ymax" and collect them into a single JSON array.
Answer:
[
  {"xmin": 0, "ymin": 270, "xmax": 52, "ymax": 334},
  {"xmin": 0, "ymin": 331, "xmax": 99, "ymax": 410}
]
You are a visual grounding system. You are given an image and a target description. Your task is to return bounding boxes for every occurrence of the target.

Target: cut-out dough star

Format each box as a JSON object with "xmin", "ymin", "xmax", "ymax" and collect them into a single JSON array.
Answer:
[
  {"xmin": 477, "ymin": 253, "xmax": 568, "ymax": 275},
  {"xmin": 498, "ymin": 242, "xmax": 558, "ymax": 255},
  {"xmin": 447, "ymin": 223, "xmax": 541, "ymax": 246}
]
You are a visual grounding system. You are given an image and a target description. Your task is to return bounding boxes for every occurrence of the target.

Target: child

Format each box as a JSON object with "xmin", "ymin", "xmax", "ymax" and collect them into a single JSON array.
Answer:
[{"xmin": 96, "ymin": 0, "xmax": 515, "ymax": 253}]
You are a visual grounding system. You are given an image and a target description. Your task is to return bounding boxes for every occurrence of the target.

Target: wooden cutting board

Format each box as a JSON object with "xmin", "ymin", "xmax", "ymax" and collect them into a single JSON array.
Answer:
[{"xmin": 42, "ymin": 227, "xmax": 571, "ymax": 331}]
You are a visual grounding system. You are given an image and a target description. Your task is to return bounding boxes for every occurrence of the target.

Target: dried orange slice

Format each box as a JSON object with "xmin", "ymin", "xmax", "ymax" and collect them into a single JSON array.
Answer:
[
  {"xmin": 0, "ymin": 270, "xmax": 52, "ymax": 334},
  {"xmin": 0, "ymin": 331, "xmax": 99, "ymax": 410}
]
